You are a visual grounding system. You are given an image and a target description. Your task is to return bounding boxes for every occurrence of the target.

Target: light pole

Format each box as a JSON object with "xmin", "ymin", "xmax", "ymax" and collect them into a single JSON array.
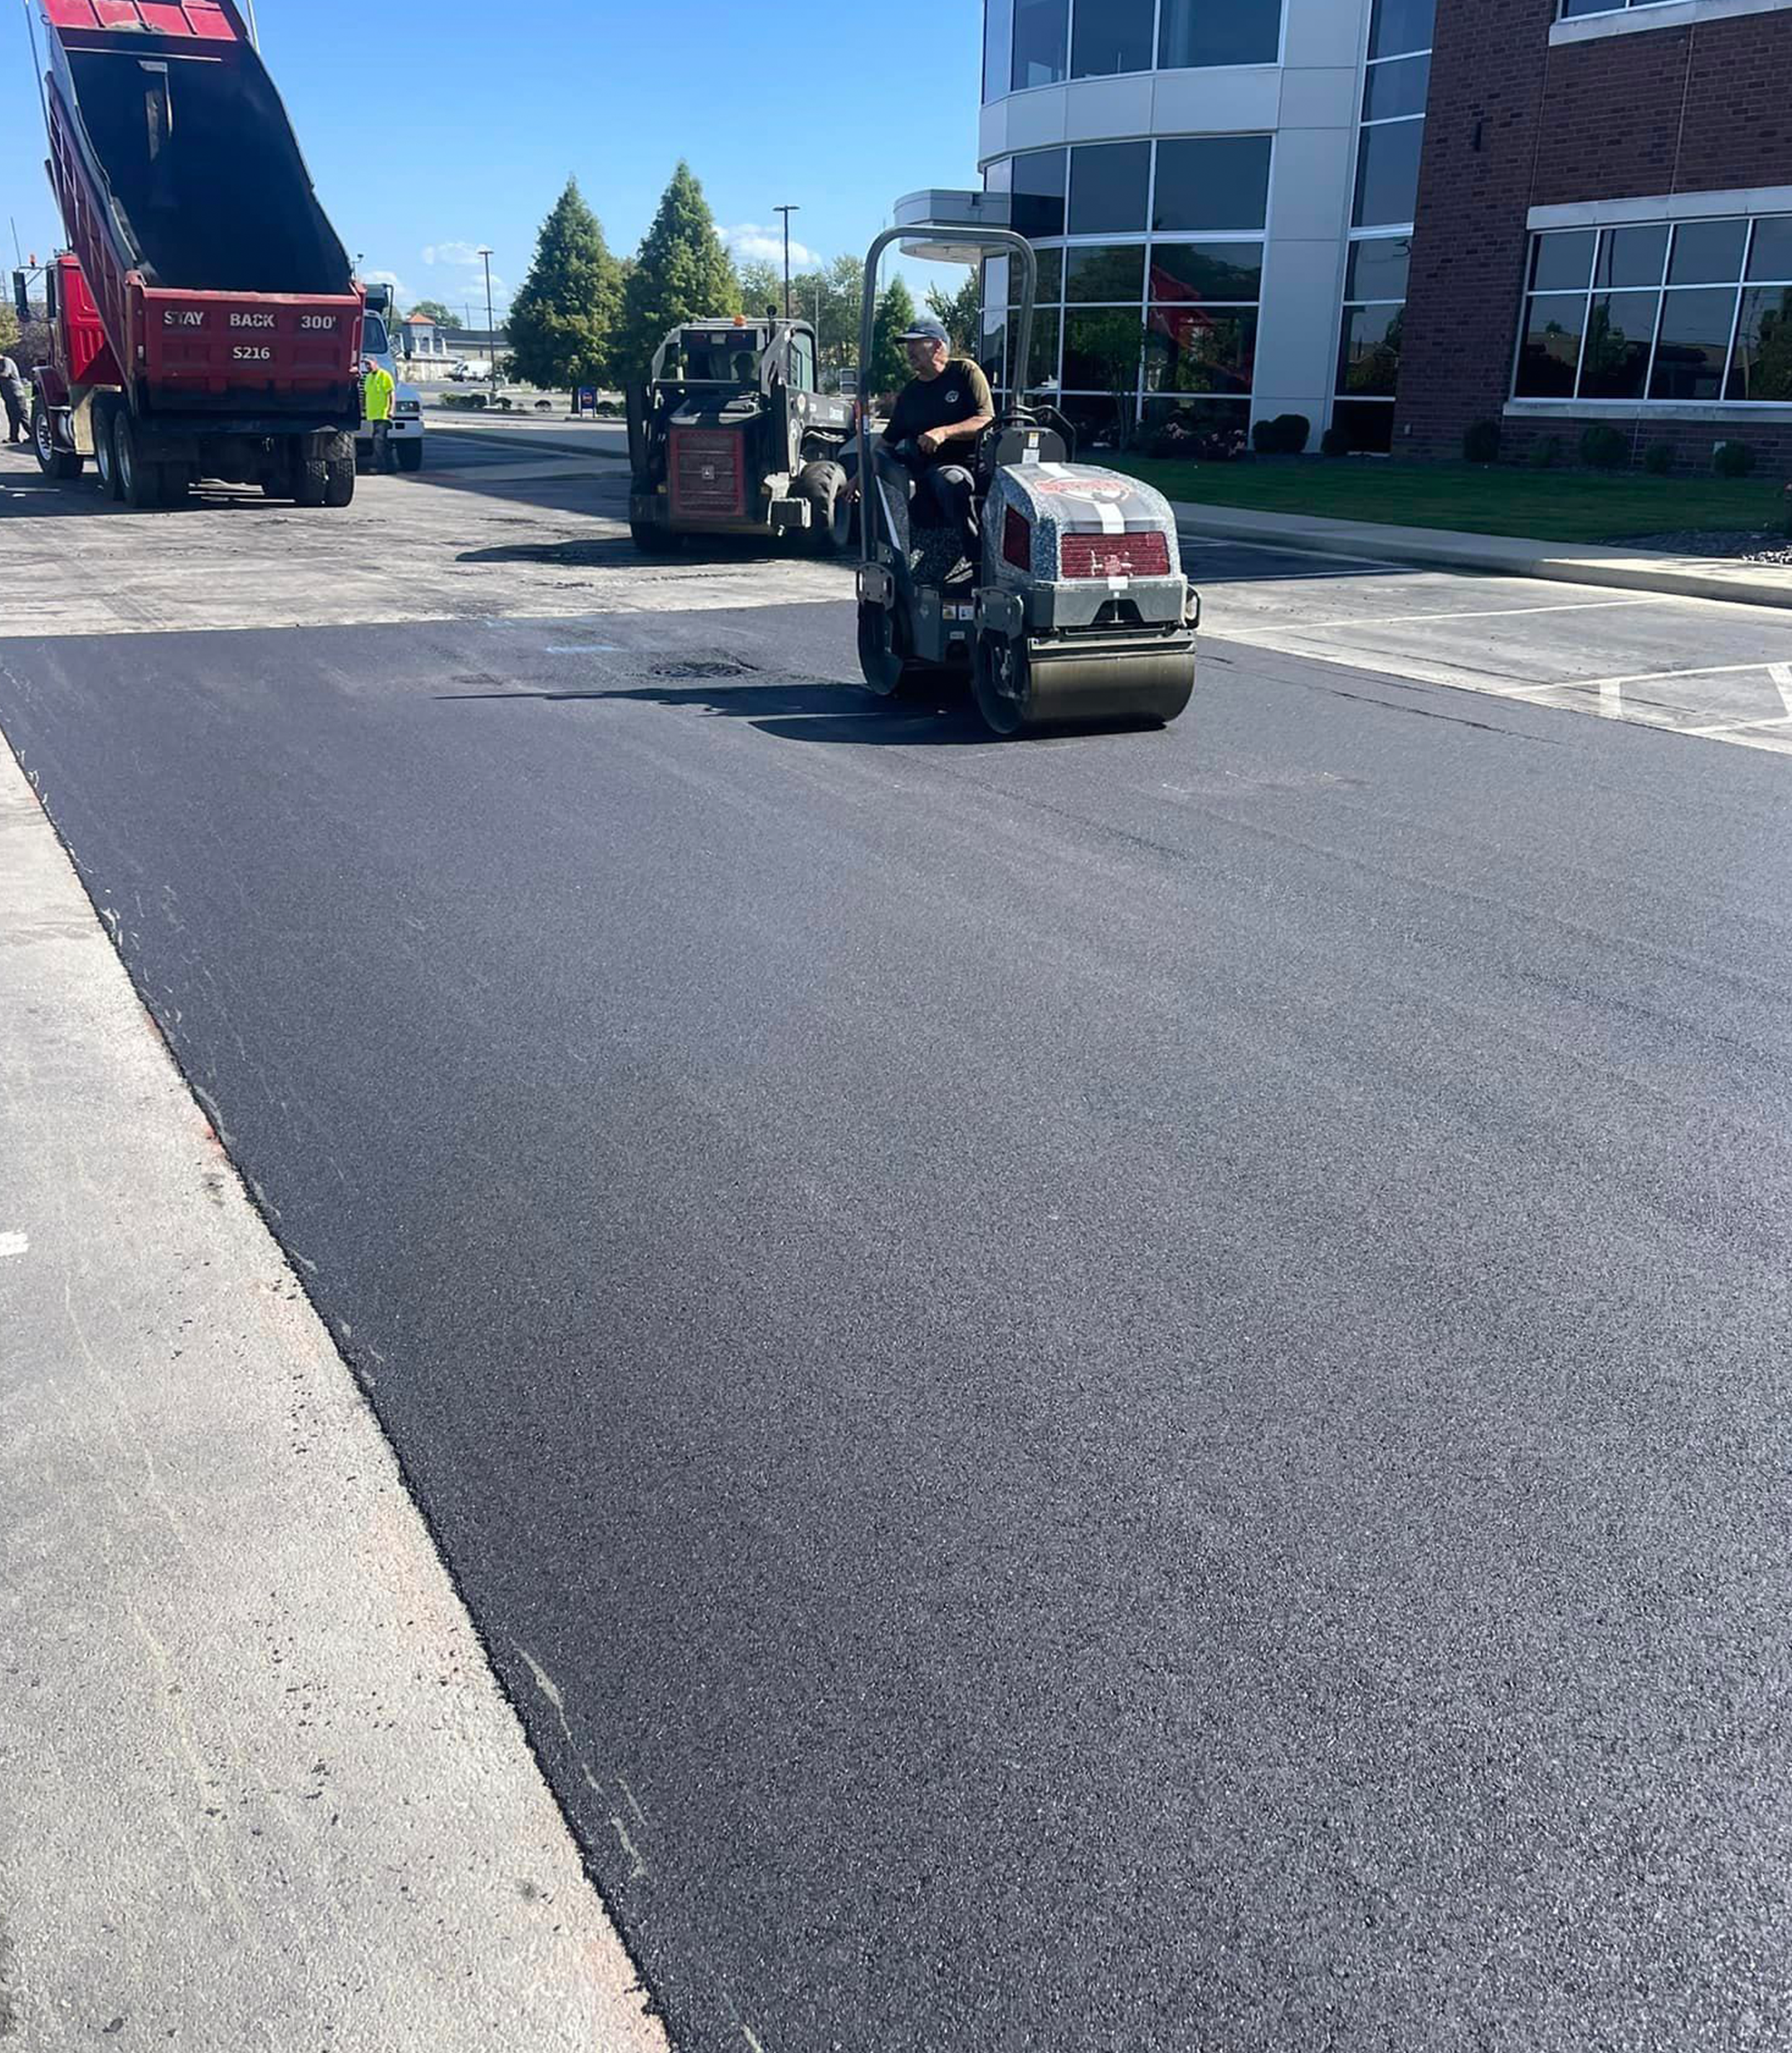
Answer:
[
  {"xmin": 476, "ymin": 245, "xmax": 496, "ymax": 401},
  {"xmin": 773, "ymin": 204, "xmax": 799, "ymax": 320}
]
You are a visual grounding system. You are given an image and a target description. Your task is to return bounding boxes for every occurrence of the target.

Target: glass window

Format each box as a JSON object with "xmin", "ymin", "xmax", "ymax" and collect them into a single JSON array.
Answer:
[
  {"xmin": 1363, "ymin": 54, "xmax": 1430, "ymax": 122},
  {"xmin": 1368, "ymin": 0, "xmax": 1435, "ymax": 58},
  {"xmin": 1346, "ymin": 237, "xmax": 1410, "ymax": 301},
  {"xmin": 1010, "ymin": 0, "xmax": 1067, "ymax": 90},
  {"xmin": 1515, "ymin": 294, "xmax": 1586, "ymax": 396},
  {"xmin": 1153, "ymin": 138, "xmax": 1272, "ymax": 233},
  {"xmin": 1157, "ymin": 0, "xmax": 1282, "ymax": 68},
  {"xmin": 1010, "ymin": 149, "xmax": 1067, "ymax": 239},
  {"xmin": 789, "ymin": 333, "xmax": 816, "ymax": 390},
  {"xmin": 1337, "ymin": 304, "xmax": 1404, "ymax": 396},
  {"xmin": 1055, "ymin": 394, "xmax": 1134, "ymax": 452},
  {"xmin": 1727, "ymin": 287, "xmax": 1792, "ymax": 401},
  {"xmin": 1064, "ymin": 245, "xmax": 1146, "ymax": 302},
  {"xmin": 1142, "ymin": 395, "xmax": 1252, "ymax": 450},
  {"xmin": 1072, "ymin": 0, "xmax": 1154, "ymax": 77},
  {"xmin": 984, "ymin": 0, "xmax": 1014, "ymax": 101},
  {"xmin": 1667, "ymin": 218, "xmax": 1748, "ymax": 286},
  {"xmin": 1006, "ymin": 307, "xmax": 1061, "ymax": 390},
  {"xmin": 1029, "ymin": 246, "xmax": 1064, "ymax": 303},
  {"xmin": 1148, "ymin": 242, "xmax": 1264, "ymax": 301},
  {"xmin": 1594, "ymin": 224, "xmax": 1667, "ymax": 289},
  {"xmin": 978, "ymin": 304, "xmax": 1008, "ymax": 388},
  {"xmin": 1649, "ymin": 287, "xmax": 1735, "ymax": 401},
  {"xmin": 1144, "ymin": 307, "xmax": 1257, "ymax": 395},
  {"xmin": 981, "ymin": 254, "xmax": 1010, "ymax": 315},
  {"xmin": 1580, "ymin": 290, "xmax": 1657, "ymax": 398},
  {"xmin": 1352, "ymin": 120, "xmax": 1424, "ymax": 229},
  {"xmin": 1531, "ymin": 231, "xmax": 1595, "ymax": 293},
  {"xmin": 1747, "ymin": 217, "xmax": 1792, "ymax": 282},
  {"xmin": 1068, "ymin": 143, "xmax": 1151, "ymax": 236},
  {"xmin": 1062, "ymin": 307, "xmax": 1143, "ymax": 391}
]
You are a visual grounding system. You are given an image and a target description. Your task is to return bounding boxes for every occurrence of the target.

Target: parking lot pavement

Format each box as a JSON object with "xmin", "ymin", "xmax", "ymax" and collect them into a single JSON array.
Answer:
[
  {"xmin": 0, "ymin": 437, "xmax": 845, "ymax": 637},
  {"xmin": 1189, "ymin": 534, "xmax": 1792, "ymax": 756},
  {"xmin": 2, "ymin": 439, "xmax": 1789, "ymax": 756}
]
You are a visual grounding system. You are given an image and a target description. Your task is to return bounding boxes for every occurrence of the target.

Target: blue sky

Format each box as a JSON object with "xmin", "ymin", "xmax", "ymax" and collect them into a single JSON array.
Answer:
[{"xmin": 2, "ymin": 0, "xmax": 982, "ymax": 317}]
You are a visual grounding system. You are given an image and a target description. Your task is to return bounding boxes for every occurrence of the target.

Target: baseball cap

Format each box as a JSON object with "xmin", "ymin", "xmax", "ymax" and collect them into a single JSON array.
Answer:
[{"xmin": 898, "ymin": 316, "xmax": 949, "ymax": 346}]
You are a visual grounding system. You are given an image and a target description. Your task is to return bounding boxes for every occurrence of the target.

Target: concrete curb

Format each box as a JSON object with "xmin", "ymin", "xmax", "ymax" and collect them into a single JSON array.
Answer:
[{"xmin": 1171, "ymin": 501, "xmax": 1792, "ymax": 612}]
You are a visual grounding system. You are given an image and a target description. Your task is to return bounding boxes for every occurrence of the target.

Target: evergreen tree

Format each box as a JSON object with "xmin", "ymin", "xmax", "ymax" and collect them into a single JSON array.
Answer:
[
  {"xmin": 507, "ymin": 178, "xmax": 623, "ymax": 390},
  {"xmin": 617, "ymin": 163, "xmax": 741, "ymax": 376},
  {"xmin": 869, "ymin": 275, "xmax": 916, "ymax": 404},
  {"xmin": 0, "ymin": 298, "xmax": 17, "ymax": 353}
]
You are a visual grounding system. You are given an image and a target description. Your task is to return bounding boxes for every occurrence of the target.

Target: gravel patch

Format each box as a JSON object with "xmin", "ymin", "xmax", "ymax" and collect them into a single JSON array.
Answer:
[{"xmin": 1614, "ymin": 528, "xmax": 1792, "ymax": 566}]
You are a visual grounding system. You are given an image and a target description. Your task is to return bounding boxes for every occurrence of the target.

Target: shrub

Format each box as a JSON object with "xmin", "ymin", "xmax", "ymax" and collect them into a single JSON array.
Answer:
[
  {"xmin": 1579, "ymin": 423, "xmax": 1629, "ymax": 469},
  {"xmin": 1320, "ymin": 425, "xmax": 1351, "ymax": 457},
  {"xmin": 1712, "ymin": 440, "xmax": 1755, "ymax": 478},
  {"xmin": 1527, "ymin": 436, "xmax": 1563, "ymax": 469},
  {"xmin": 1642, "ymin": 441, "xmax": 1675, "ymax": 475},
  {"xmin": 1462, "ymin": 419, "xmax": 1502, "ymax": 464},
  {"xmin": 1251, "ymin": 412, "xmax": 1310, "ymax": 455}
]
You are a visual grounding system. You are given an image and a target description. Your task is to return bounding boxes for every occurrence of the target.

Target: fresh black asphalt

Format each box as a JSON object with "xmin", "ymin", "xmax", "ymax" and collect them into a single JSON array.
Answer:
[{"xmin": 3, "ymin": 600, "xmax": 1790, "ymax": 2050}]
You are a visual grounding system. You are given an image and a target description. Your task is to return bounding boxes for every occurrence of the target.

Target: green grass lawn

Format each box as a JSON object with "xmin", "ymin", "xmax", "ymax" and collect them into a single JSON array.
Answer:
[{"xmin": 1106, "ymin": 456, "xmax": 1789, "ymax": 546}]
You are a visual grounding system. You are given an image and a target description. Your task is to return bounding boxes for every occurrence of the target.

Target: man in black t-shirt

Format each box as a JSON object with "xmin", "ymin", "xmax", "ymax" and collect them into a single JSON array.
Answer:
[{"xmin": 881, "ymin": 316, "xmax": 994, "ymax": 569}]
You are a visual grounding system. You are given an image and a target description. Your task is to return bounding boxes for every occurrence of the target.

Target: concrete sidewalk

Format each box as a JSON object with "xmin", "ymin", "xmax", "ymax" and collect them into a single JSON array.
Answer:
[
  {"xmin": 1171, "ymin": 499, "xmax": 1792, "ymax": 611},
  {"xmin": 0, "ymin": 738, "xmax": 665, "ymax": 2049}
]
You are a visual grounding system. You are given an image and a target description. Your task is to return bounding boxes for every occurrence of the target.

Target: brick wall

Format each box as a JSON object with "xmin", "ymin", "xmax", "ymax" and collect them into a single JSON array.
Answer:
[
  {"xmin": 1500, "ymin": 414, "xmax": 1792, "ymax": 474},
  {"xmin": 1395, "ymin": 1, "xmax": 1792, "ymax": 466},
  {"xmin": 1395, "ymin": 0, "xmax": 1556, "ymax": 460}
]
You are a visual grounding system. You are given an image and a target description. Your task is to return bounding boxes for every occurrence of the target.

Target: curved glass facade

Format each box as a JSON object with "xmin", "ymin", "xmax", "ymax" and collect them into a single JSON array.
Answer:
[
  {"xmin": 979, "ymin": 139, "xmax": 1270, "ymax": 448},
  {"xmin": 983, "ymin": 0, "xmax": 1285, "ymax": 97}
]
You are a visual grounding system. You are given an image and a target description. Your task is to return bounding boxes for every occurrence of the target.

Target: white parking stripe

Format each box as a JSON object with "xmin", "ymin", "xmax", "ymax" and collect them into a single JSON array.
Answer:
[
  {"xmin": 1772, "ymin": 664, "xmax": 1792, "ymax": 716},
  {"xmin": 1219, "ymin": 596, "xmax": 1669, "ymax": 636}
]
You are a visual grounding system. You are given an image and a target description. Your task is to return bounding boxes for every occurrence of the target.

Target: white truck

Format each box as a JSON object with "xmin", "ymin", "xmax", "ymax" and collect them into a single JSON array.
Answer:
[{"xmin": 358, "ymin": 286, "xmax": 424, "ymax": 471}]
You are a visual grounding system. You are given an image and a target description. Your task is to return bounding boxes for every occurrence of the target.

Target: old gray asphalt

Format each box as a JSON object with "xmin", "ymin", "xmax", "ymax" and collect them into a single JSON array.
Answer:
[{"xmin": 2, "ymin": 600, "xmax": 1789, "ymax": 2050}]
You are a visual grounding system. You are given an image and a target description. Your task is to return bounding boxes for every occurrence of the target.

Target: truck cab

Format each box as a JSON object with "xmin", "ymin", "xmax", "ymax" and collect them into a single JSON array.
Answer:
[{"xmin": 357, "ymin": 288, "xmax": 423, "ymax": 471}]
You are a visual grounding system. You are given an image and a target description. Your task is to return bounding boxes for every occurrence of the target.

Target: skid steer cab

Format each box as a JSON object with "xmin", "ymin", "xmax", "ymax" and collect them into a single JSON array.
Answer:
[
  {"xmin": 626, "ymin": 314, "xmax": 854, "ymax": 554},
  {"xmin": 853, "ymin": 215, "xmax": 1199, "ymax": 738}
]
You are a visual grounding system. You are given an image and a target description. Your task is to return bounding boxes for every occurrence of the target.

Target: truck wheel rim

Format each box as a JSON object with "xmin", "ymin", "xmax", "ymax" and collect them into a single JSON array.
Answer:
[{"xmin": 34, "ymin": 411, "xmax": 53, "ymax": 464}]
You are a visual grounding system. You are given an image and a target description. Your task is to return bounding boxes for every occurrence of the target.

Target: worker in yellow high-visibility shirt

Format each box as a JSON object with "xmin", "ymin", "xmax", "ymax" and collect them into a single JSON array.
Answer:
[{"xmin": 361, "ymin": 355, "xmax": 396, "ymax": 472}]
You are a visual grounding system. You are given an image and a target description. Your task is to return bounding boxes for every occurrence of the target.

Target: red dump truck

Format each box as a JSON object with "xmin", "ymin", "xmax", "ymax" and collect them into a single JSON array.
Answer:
[{"xmin": 24, "ymin": 0, "xmax": 363, "ymax": 508}]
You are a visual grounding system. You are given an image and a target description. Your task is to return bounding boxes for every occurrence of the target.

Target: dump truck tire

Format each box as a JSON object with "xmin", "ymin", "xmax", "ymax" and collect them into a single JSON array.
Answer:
[
  {"xmin": 92, "ymin": 396, "xmax": 121, "ymax": 499},
  {"xmin": 630, "ymin": 518, "xmax": 680, "ymax": 553},
  {"xmin": 796, "ymin": 460, "xmax": 847, "ymax": 556},
  {"xmin": 324, "ymin": 457, "xmax": 356, "ymax": 507},
  {"xmin": 114, "ymin": 414, "xmax": 160, "ymax": 508},
  {"xmin": 32, "ymin": 398, "xmax": 82, "ymax": 481},
  {"xmin": 293, "ymin": 455, "xmax": 328, "ymax": 508}
]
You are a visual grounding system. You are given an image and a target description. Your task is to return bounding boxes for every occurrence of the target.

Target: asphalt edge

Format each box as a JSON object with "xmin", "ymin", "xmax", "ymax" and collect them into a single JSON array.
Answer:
[{"xmin": 0, "ymin": 718, "xmax": 676, "ymax": 2051}]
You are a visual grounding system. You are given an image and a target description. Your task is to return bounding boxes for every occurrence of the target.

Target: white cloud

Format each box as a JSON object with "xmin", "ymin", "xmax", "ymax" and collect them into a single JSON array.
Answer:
[
  {"xmin": 421, "ymin": 239, "xmax": 482, "ymax": 268},
  {"xmin": 724, "ymin": 223, "xmax": 819, "ymax": 270}
]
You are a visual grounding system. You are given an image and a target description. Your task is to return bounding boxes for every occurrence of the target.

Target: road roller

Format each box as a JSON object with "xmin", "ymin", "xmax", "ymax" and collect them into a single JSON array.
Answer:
[{"xmin": 852, "ymin": 207, "xmax": 1200, "ymax": 738}]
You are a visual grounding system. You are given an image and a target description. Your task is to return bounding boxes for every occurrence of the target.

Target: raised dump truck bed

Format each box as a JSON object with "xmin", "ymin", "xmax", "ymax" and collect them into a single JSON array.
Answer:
[{"xmin": 27, "ymin": 0, "xmax": 363, "ymax": 506}]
